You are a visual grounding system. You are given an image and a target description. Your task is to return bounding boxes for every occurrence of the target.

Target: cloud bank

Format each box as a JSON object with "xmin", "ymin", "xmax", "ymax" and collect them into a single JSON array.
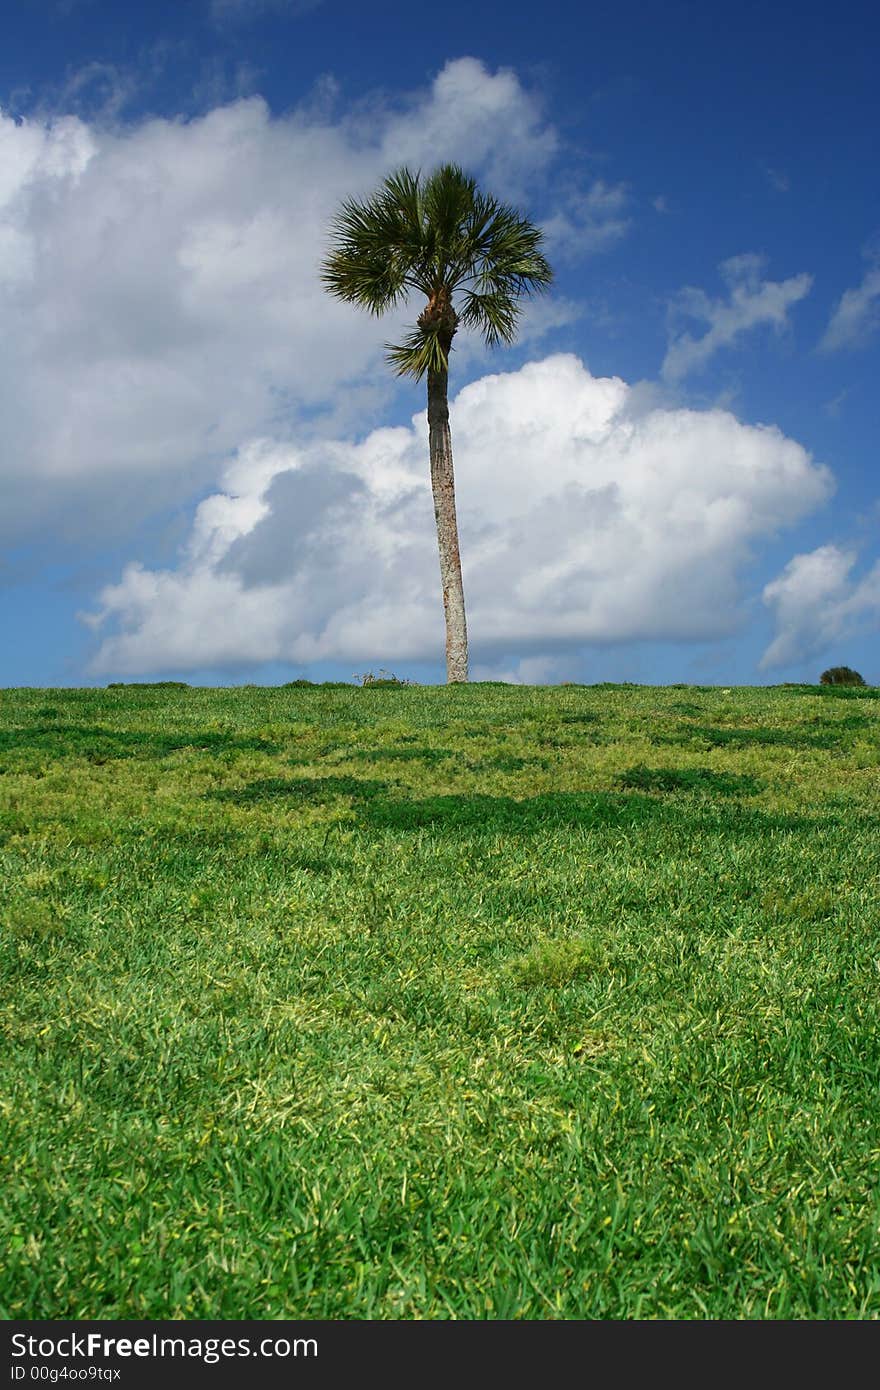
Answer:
[
  {"xmin": 83, "ymin": 354, "xmax": 833, "ymax": 675},
  {"xmin": 2, "ymin": 58, "xmax": 622, "ymax": 551}
]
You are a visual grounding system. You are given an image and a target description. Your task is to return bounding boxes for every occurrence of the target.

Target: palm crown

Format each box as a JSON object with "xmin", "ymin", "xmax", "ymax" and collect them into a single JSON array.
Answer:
[{"xmin": 321, "ymin": 163, "xmax": 553, "ymax": 379}]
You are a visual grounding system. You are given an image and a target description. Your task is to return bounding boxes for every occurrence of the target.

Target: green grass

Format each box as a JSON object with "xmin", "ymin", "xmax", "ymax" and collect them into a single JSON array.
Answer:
[{"xmin": 1, "ymin": 680, "xmax": 879, "ymax": 1319}]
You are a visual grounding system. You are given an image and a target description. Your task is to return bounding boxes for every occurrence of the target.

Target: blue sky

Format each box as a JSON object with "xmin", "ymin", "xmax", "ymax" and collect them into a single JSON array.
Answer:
[{"xmin": 1, "ymin": 0, "xmax": 878, "ymax": 687}]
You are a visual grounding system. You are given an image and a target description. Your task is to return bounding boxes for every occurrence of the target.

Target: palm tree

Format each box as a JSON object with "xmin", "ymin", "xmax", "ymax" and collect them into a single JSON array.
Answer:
[{"xmin": 321, "ymin": 164, "xmax": 553, "ymax": 683}]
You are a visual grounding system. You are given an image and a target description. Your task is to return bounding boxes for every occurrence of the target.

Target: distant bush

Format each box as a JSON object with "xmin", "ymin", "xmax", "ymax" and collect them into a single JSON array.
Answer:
[
  {"xmin": 587, "ymin": 682, "xmax": 642, "ymax": 690},
  {"xmin": 282, "ymin": 679, "xmax": 355, "ymax": 688},
  {"xmin": 107, "ymin": 681, "xmax": 189, "ymax": 690},
  {"xmin": 354, "ymin": 669, "xmax": 418, "ymax": 687},
  {"xmin": 820, "ymin": 666, "xmax": 867, "ymax": 687}
]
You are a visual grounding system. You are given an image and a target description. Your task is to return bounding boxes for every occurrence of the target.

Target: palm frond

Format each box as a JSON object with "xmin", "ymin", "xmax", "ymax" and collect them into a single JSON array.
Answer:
[
  {"xmin": 457, "ymin": 290, "xmax": 520, "ymax": 346},
  {"xmin": 322, "ymin": 161, "xmax": 554, "ymax": 356},
  {"xmin": 385, "ymin": 324, "xmax": 451, "ymax": 380},
  {"xmin": 320, "ymin": 168, "xmax": 429, "ymax": 313}
]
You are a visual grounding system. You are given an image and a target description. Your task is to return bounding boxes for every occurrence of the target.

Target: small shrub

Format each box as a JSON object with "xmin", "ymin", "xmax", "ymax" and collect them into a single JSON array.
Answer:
[
  {"xmin": 507, "ymin": 937, "xmax": 600, "ymax": 989},
  {"xmin": 282, "ymin": 679, "xmax": 314, "ymax": 688},
  {"xmin": 503, "ymin": 934, "xmax": 600, "ymax": 989},
  {"xmin": 820, "ymin": 666, "xmax": 867, "ymax": 687}
]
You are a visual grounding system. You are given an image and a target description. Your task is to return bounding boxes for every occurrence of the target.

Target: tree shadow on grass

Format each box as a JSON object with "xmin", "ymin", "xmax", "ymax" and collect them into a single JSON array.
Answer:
[
  {"xmin": 343, "ymin": 747, "xmax": 454, "ymax": 767},
  {"xmin": 649, "ymin": 723, "xmax": 868, "ymax": 750},
  {"xmin": 353, "ymin": 790, "xmax": 820, "ymax": 837},
  {"xmin": 617, "ymin": 766, "xmax": 764, "ymax": 796},
  {"xmin": 0, "ymin": 725, "xmax": 282, "ymax": 762},
  {"xmin": 208, "ymin": 775, "xmax": 391, "ymax": 806}
]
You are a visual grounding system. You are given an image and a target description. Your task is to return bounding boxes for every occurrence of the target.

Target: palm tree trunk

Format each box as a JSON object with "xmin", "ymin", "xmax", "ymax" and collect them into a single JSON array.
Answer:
[{"xmin": 427, "ymin": 365, "xmax": 468, "ymax": 683}]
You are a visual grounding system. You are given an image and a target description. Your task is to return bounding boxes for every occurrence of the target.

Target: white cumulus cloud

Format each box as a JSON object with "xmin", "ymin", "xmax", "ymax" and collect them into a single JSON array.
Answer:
[
  {"xmin": 83, "ymin": 354, "xmax": 834, "ymax": 675},
  {"xmin": 662, "ymin": 253, "xmax": 813, "ymax": 382},
  {"xmin": 760, "ymin": 545, "xmax": 880, "ymax": 670}
]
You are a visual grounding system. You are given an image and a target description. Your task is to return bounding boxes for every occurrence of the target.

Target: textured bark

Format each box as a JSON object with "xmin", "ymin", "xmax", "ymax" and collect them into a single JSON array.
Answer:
[{"xmin": 427, "ymin": 362, "xmax": 468, "ymax": 683}]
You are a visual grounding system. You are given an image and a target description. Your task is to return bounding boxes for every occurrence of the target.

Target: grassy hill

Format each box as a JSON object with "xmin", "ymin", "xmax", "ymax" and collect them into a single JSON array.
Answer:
[{"xmin": 1, "ymin": 680, "xmax": 878, "ymax": 1317}]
